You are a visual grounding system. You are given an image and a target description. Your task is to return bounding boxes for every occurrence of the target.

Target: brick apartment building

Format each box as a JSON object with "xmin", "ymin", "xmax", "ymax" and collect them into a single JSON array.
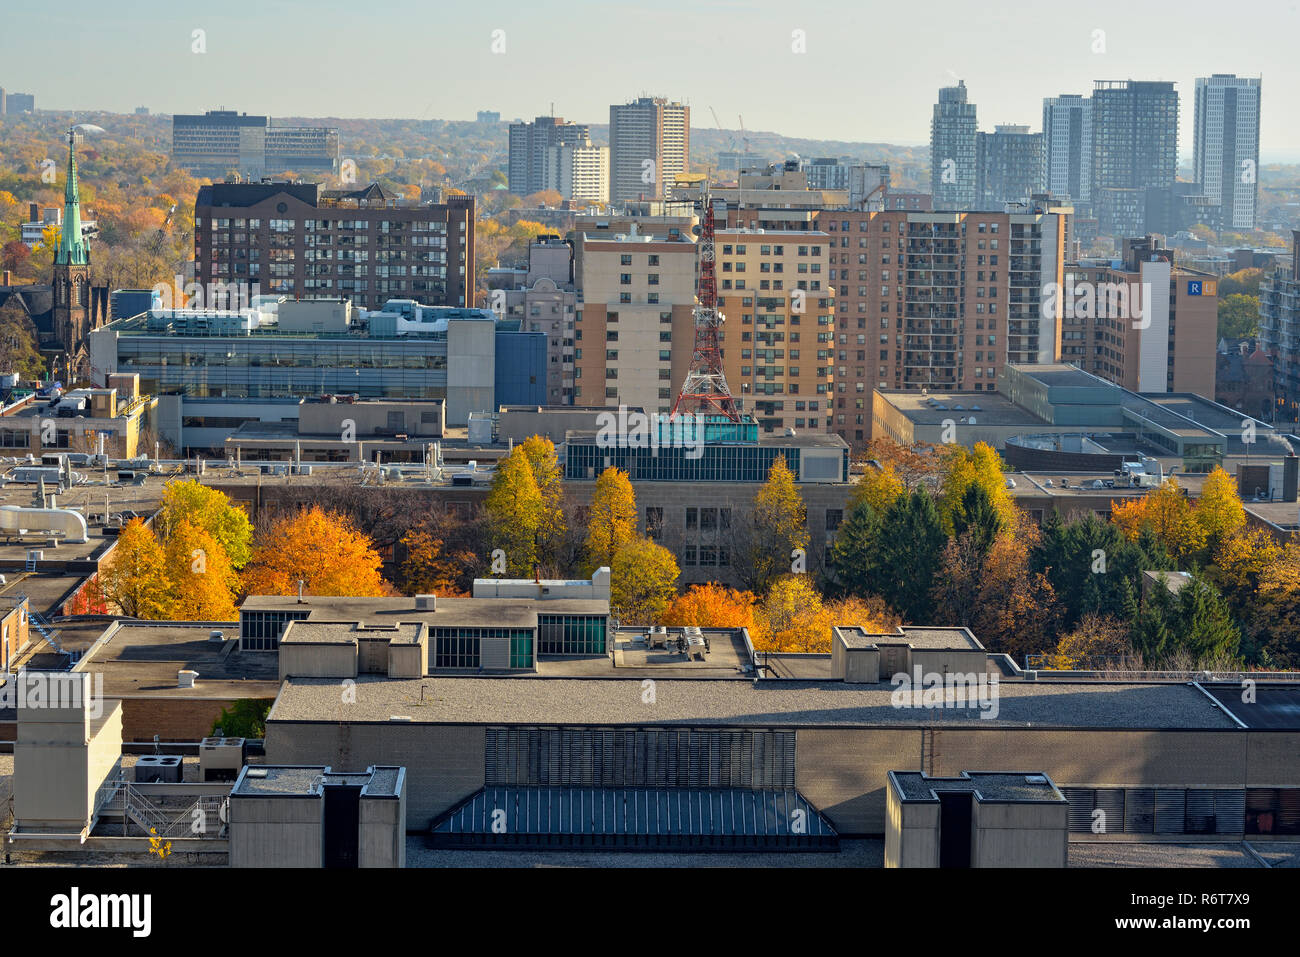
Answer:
[
  {"xmin": 1060, "ymin": 236, "xmax": 1218, "ymax": 396},
  {"xmin": 812, "ymin": 207, "xmax": 1067, "ymax": 449},
  {"xmin": 195, "ymin": 181, "xmax": 474, "ymax": 310}
]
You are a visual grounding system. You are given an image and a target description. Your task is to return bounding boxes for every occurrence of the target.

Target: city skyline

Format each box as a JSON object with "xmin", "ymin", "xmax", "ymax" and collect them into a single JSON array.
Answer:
[{"xmin": 1, "ymin": 0, "xmax": 1296, "ymax": 159}]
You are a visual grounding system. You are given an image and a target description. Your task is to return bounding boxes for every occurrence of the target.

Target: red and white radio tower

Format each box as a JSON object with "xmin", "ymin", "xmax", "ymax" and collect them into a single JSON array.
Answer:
[{"xmin": 670, "ymin": 196, "xmax": 740, "ymax": 421}]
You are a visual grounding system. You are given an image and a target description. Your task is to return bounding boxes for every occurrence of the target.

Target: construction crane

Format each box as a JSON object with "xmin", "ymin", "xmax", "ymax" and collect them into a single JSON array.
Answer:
[{"xmin": 670, "ymin": 195, "xmax": 740, "ymax": 422}]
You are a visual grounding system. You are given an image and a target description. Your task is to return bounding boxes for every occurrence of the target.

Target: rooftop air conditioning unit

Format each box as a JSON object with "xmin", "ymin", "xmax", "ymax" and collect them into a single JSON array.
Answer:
[{"xmin": 133, "ymin": 754, "xmax": 183, "ymax": 783}]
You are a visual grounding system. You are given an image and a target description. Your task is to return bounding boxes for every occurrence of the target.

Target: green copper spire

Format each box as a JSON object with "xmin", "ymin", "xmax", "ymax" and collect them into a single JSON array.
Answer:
[{"xmin": 55, "ymin": 129, "xmax": 88, "ymax": 266}]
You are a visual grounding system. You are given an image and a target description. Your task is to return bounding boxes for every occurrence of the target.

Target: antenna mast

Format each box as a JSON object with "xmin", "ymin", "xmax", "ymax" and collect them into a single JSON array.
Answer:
[{"xmin": 670, "ymin": 193, "xmax": 740, "ymax": 421}]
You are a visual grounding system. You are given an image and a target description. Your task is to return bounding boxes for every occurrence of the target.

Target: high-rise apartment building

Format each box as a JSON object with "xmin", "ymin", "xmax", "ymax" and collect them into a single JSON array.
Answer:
[
  {"xmin": 976, "ymin": 126, "xmax": 1045, "ymax": 209},
  {"xmin": 715, "ymin": 229, "xmax": 837, "ymax": 433},
  {"xmin": 542, "ymin": 139, "xmax": 610, "ymax": 204},
  {"xmin": 930, "ymin": 81, "xmax": 978, "ymax": 210},
  {"xmin": 1194, "ymin": 74, "xmax": 1262, "ymax": 231},
  {"xmin": 194, "ymin": 181, "xmax": 474, "ymax": 310},
  {"xmin": 1042, "ymin": 94, "xmax": 1092, "ymax": 204},
  {"xmin": 813, "ymin": 206, "xmax": 1067, "ymax": 448},
  {"xmin": 1259, "ymin": 232, "xmax": 1300, "ymax": 406},
  {"xmin": 1060, "ymin": 236, "xmax": 1218, "ymax": 397},
  {"xmin": 172, "ymin": 111, "xmax": 339, "ymax": 177},
  {"xmin": 507, "ymin": 116, "xmax": 590, "ymax": 196},
  {"xmin": 1090, "ymin": 81, "xmax": 1179, "ymax": 236},
  {"xmin": 573, "ymin": 232, "xmax": 698, "ymax": 413},
  {"xmin": 2, "ymin": 91, "xmax": 35, "ymax": 114},
  {"xmin": 609, "ymin": 97, "xmax": 690, "ymax": 203}
]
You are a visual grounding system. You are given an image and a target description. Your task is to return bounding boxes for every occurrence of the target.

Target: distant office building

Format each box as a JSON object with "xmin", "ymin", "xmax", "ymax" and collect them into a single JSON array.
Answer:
[
  {"xmin": 1090, "ymin": 81, "xmax": 1179, "ymax": 236},
  {"xmin": 1061, "ymin": 236, "xmax": 1218, "ymax": 397},
  {"xmin": 542, "ymin": 139, "xmax": 609, "ymax": 204},
  {"xmin": 804, "ymin": 158, "xmax": 855, "ymax": 191},
  {"xmin": 930, "ymin": 81, "xmax": 978, "ymax": 210},
  {"xmin": 89, "ymin": 298, "xmax": 543, "ymax": 449},
  {"xmin": 976, "ymin": 126, "xmax": 1044, "ymax": 209},
  {"xmin": 194, "ymin": 180, "xmax": 474, "ymax": 310},
  {"xmin": 134, "ymin": 106, "xmax": 150, "ymax": 116},
  {"xmin": 609, "ymin": 97, "xmax": 690, "ymax": 203},
  {"xmin": 1259, "ymin": 232, "xmax": 1300, "ymax": 408},
  {"xmin": 717, "ymin": 151, "xmax": 767, "ymax": 171},
  {"xmin": 490, "ymin": 236, "xmax": 578, "ymax": 405},
  {"xmin": 1042, "ymin": 94, "xmax": 1092, "ymax": 204},
  {"xmin": 1145, "ymin": 182, "xmax": 1221, "ymax": 235},
  {"xmin": 1194, "ymin": 74, "xmax": 1262, "ymax": 231},
  {"xmin": 172, "ymin": 110, "xmax": 339, "ymax": 177},
  {"xmin": 507, "ymin": 116, "xmax": 590, "ymax": 196},
  {"xmin": 476, "ymin": 111, "xmax": 501, "ymax": 124},
  {"xmin": 2, "ymin": 91, "xmax": 35, "ymax": 114}
]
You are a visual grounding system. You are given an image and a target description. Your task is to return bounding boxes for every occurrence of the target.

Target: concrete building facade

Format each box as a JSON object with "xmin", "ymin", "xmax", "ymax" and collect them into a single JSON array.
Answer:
[
  {"xmin": 1193, "ymin": 75, "xmax": 1262, "ymax": 231},
  {"xmin": 609, "ymin": 97, "xmax": 690, "ymax": 203}
]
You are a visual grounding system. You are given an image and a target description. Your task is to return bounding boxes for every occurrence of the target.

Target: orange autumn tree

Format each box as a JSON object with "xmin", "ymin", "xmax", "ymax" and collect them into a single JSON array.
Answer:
[
  {"xmin": 241, "ymin": 506, "xmax": 389, "ymax": 597},
  {"xmin": 659, "ymin": 583, "xmax": 757, "ymax": 630},
  {"xmin": 164, "ymin": 519, "xmax": 239, "ymax": 620},
  {"xmin": 398, "ymin": 527, "xmax": 469, "ymax": 597}
]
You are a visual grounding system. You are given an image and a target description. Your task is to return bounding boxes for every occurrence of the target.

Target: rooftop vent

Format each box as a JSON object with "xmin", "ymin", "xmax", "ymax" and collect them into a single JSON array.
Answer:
[
  {"xmin": 1025, "ymin": 774, "xmax": 1048, "ymax": 785},
  {"xmin": 178, "ymin": 669, "xmax": 198, "ymax": 688},
  {"xmin": 415, "ymin": 594, "xmax": 437, "ymax": 611},
  {"xmin": 246, "ymin": 767, "xmax": 268, "ymax": 778},
  {"xmin": 389, "ymin": 715, "xmax": 413, "ymax": 722},
  {"xmin": 209, "ymin": 629, "xmax": 224, "ymax": 642}
]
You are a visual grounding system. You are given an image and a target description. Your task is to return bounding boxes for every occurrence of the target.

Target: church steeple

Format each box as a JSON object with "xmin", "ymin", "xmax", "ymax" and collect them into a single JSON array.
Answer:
[{"xmin": 55, "ymin": 129, "xmax": 88, "ymax": 266}]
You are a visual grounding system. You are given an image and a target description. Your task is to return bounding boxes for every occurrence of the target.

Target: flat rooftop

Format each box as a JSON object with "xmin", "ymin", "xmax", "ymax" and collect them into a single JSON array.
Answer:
[
  {"xmin": 281, "ymin": 620, "xmax": 423, "ymax": 646},
  {"xmin": 231, "ymin": 764, "xmax": 403, "ymax": 797},
  {"xmin": 76, "ymin": 621, "xmax": 281, "ymax": 699},
  {"xmin": 532, "ymin": 627, "xmax": 752, "ymax": 678},
  {"xmin": 891, "ymin": 771, "xmax": 1065, "ymax": 803},
  {"xmin": 268, "ymin": 676, "xmax": 1243, "ymax": 730},
  {"xmin": 836, "ymin": 625, "xmax": 984, "ymax": 651},
  {"xmin": 876, "ymin": 391, "xmax": 1045, "ymax": 428},
  {"xmin": 241, "ymin": 595, "xmax": 607, "ymax": 628}
]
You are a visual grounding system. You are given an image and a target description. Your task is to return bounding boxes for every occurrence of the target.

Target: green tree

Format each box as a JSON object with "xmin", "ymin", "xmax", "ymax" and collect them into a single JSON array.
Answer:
[
  {"xmin": 519, "ymin": 435, "xmax": 567, "ymax": 567},
  {"xmin": 952, "ymin": 482, "xmax": 1001, "ymax": 560},
  {"xmin": 210, "ymin": 699, "xmax": 273, "ymax": 739},
  {"xmin": 872, "ymin": 488, "xmax": 946, "ymax": 622},
  {"xmin": 829, "ymin": 499, "xmax": 883, "ymax": 598},
  {"xmin": 1217, "ymin": 293, "xmax": 1260, "ymax": 339}
]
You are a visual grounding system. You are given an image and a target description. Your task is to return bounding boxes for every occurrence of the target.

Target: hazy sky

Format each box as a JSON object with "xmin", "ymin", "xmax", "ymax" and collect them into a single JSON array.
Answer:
[{"xmin": 4, "ymin": 0, "xmax": 1297, "ymax": 159}]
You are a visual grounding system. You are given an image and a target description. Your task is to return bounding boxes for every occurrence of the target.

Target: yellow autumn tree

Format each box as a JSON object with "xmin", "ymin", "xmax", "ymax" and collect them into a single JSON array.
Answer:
[
  {"xmin": 848, "ymin": 463, "xmax": 905, "ymax": 514},
  {"xmin": 484, "ymin": 446, "xmax": 545, "ymax": 576},
  {"xmin": 159, "ymin": 479, "xmax": 254, "ymax": 568},
  {"xmin": 584, "ymin": 467, "xmax": 638, "ymax": 572},
  {"xmin": 99, "ymin": 518, "xmax": 171, "ymax": 619},
  {"xmin": 610, "ymin": 537, "xmax": 680, "ymax": 623},
  {"xmin": 1211, "ymin": 526, "xmax": 1282, "ymax": 616},
  {"xmin": 164, "ymin": 520, "xmax": 239, "ymax": 620},
  {"xmin": 752, "ymin": 575, "xmax": 830, "ymax": 653},
  {"xmin": 937, "ymin": 442, "xmax": 1015, "ymax": 534},
  {"xmin": 741, "ymin": 456, "xmax": 809, "ymax": 594},
  {"xmin": 1110, "ymin": 476, "xmax": 1207, "ymax": 562},
  {"xmin": 1194, "ymin": 466, "xmax": 1246, "ymax": 549},
  {"xmin": 519, "ymin": 434, "xmax": 566, "ymax": 562},
  {"xmin": 241, "ymin": 506, "xmax": 389, "ymax": 596}
]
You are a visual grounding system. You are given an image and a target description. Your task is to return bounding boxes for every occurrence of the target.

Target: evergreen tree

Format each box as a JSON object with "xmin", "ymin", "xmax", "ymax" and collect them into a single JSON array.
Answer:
[
  {"xmin": 829, "ymin": 499, "xmax": 882, "ymax": 598},
  {"xmin": 873, "ymin": 488, "xmax": 945, "ymax": 623},
  {"xmin": 952, "ymin": 482, "xmax": 1001, "ymax": 559}
]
